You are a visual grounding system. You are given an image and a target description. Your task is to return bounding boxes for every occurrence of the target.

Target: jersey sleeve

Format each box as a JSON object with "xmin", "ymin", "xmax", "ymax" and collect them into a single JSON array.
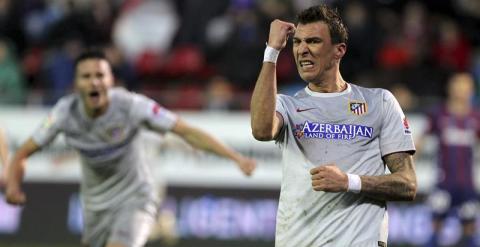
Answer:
[
  {"xmin": 31, "ymin": 98, "xmax": 68, "ymax": 146},
  {"xmin": 379, "ymin": 90, "xmax": 416, "ymax": 156},
  {"xmin": 131, "ymin": 93, "xmax": 178, "ymax": 133}
]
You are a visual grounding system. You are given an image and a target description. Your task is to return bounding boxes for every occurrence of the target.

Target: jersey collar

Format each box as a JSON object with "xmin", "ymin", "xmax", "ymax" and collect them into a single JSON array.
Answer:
[{"xmin": 304, "ymin": 83, "xmax": 351, "ymax": 98}]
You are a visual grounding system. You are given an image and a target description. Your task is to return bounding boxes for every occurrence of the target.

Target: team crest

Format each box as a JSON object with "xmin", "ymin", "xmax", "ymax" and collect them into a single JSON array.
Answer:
[
  {"xmin": 105, "ymin": 124, "xmax": 126, "ymax": 141},
  {"xmin": 349, "ymin": 101, "xmax": 367, "ymax": 115}
]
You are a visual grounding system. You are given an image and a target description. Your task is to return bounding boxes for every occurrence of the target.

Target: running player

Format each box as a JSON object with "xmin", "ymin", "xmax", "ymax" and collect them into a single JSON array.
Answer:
[
  {"xmin": 250, "ymin": 5, "xmax": 417, "ymax": 246},
  {"xmin": 422, "ymin": 73, "xmax": 479, "ymax": 247},
  {"xmin": 5, "ymin": 50, "xmax": 256, "ymax": 247}
]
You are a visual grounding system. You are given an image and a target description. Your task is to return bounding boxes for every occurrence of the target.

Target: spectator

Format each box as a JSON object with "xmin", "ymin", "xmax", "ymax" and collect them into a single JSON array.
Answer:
[{"xmin": 0, "ymin": 39, "xmax": 26, "ymax": 105}]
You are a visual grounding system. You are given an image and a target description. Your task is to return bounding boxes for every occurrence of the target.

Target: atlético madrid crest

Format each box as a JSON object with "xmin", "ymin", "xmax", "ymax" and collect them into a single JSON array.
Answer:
[{"xmin": 349, "ymin": 101, "xmax": 368, "ymax": 115}]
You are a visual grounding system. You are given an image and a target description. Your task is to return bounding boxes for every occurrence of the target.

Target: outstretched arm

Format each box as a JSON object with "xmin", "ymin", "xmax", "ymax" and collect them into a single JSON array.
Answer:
[
  {"xmin": 172, "ymin": 118, "xmax": 256, "ymax": 176},
  {"xmin": 0, "ymin": 128, "xmax": 9, "ymax": 186},
  {"xmin": 251, "ymin": 20, "xmax": 295, "ymax": 141},
  {"xmin": 6, "ymin": 138, "xmax": 41, "ymax": 205},
  {"xmin": 310, "ymin": 152, "xmax": 417, "ymax": 201}
]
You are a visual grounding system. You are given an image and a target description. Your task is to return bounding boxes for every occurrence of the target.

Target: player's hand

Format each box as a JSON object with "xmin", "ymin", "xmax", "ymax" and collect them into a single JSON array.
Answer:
[
  {"xmin": 236, "ymin": 157, "xmax": 256, "ymax": 176},
  {"xmin": 5, "ymin": 183, "xmax": 26, "ymax": 205},
  {"xmin": 268, "ymin": 20, "xmax": 296, "ymax": 50},
  {"xmin": 0, "ymin": 166, "xmax": 7, "ymax": 192},
  {"xmin": 310, "ymin": 165, "xmax": 348, "ymax": 192}
]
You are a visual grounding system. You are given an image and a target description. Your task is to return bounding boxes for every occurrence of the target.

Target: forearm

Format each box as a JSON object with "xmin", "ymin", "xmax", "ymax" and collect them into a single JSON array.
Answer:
[
  {"xmin": 7, "ymin": 138, "xmax": 39, "ymax": 188},
  {"xmin": 360, "ymin": 152, "xmax": 417, "ymax": 201},
  {"xmin": 250, "ymin": 63, "xmax": 278, "ymax": 140},
  {"xmin": 183, "ymin": 128, "xmax": 241, "ymax": 163},
  {"xmin": 7, "ymin": 154, "xmax": 27, "ymax": 189},
  {"xmin": 360, "ymin": 173, "xmax": 417, "ymax": 201},
  {"xmin": 0, "ymin": 129, "xmax": 8, "ymax": 167}
]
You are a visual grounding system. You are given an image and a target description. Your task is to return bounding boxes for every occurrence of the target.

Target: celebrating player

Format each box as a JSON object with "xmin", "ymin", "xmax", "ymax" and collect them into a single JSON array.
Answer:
[
  {"xmin": 250, "ymin": 5, "xmax": 417, "ymax": 246},
  {"xmin": 6, "ymin": 50, "xmax": 256, "ymax": 247}
]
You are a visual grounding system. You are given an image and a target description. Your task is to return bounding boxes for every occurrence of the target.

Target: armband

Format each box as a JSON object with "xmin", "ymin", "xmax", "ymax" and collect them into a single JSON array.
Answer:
[
  {"xmin": 347, "ymin": 173, "xmax": 361, "ymax": 193},
  {"xmin": 264, "ymin": 45, "xmax": 280, "ymax": 63}
]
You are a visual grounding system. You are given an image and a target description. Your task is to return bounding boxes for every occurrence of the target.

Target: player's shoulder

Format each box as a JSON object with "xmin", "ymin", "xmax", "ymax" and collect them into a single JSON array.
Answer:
[
  {"xmin": 54, "ymin": 93, "xmax": 79, "ymax": 112},
  {"xmin": 277, "ymin": 87, "xmax": 308, "ymax": 102},
  {"xmin": 349, "ymin": 83, "xmax": 389, "ymax": 99},
  {"xmin": 110, "ymin": 87, "xmax": 133, "ymax": 101},
  {"xmin": 110, "ymin": 87, "xmax": 147, "ymax": 107},
  {"xmin": 110, "ymin": 87, "xmax": 160, "ymax": 115}
]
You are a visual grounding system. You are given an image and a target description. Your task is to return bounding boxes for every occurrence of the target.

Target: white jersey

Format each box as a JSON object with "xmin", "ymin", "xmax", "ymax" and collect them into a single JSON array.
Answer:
[
  {"xmin": 32, "ymin": 88, "xmax": 178, "ymax": 211},
  {"xmin": 274, "ymin": 84, "xmax": 415, "ymax": 247}
]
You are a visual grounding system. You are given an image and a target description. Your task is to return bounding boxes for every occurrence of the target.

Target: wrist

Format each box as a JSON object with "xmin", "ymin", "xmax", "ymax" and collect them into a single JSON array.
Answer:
[
  {"xmin": 347, "ymin": 173, "xmax": 362, "ymax": 193},
  {"xmin": 229, "ymin": 152, "xmax": 243, "ymax": 164},
  {"xmin": 264, "ymin": 45, "xmax": 280, "ymax": 64}
]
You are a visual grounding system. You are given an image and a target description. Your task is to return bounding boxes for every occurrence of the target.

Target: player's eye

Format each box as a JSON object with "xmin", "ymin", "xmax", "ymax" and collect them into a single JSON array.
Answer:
[{"xmin": 306, "ymin": 38, "xmax": 321, "ymax": 44}]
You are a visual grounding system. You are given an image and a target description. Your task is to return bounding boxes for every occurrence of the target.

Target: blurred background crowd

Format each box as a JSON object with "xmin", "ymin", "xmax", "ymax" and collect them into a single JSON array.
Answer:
[{"xmin": 0, "ymin": 0, "xmax": 479, "ymax": 112}]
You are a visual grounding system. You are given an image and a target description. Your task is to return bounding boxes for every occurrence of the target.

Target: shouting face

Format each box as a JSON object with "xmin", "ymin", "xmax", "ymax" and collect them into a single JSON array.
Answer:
[
  {"xmin": 292, "ymin": 21, "xmax": 345, "ymax": 84},
  {"xmin": 74, "ymin": 58, "xmax": 114, "ymax": 117}
]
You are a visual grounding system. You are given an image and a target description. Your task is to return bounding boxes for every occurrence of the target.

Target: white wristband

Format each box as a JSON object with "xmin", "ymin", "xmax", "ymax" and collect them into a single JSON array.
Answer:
[
  {"xmin": 347, "ymin": 173, "xmax": 362, "ymax": 193},
  {"xmin": 264, "ymin": 45, "xmax": 280, "ymax": 63}
]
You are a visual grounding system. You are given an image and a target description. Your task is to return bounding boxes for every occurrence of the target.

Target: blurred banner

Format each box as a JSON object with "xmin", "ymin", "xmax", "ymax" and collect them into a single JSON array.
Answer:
[
  {"xmin": 1, "ymin": 106, "xmax": 480, "ymax": 247},
  {"xmin": 0, "ymin": 183, "xmax": 479, "ymax": 247}
]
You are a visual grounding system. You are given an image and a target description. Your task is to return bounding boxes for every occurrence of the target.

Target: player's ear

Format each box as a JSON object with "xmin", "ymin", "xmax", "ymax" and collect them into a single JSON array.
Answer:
[{"xmin": 334, "ymin": 43, "xmax": 346, "ymax": 60}]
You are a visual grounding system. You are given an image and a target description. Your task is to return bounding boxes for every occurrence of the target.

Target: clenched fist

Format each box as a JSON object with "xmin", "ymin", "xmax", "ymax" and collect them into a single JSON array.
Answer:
[
  {"xmin": 236, "ymin": 157, "xmax": 257, "ymax": 176},
  {"xmin": 268, "ymin": 20, "xmax": 296, "ymax": 50},
  {"xmin": 5, "ymin": 183, "xmax": 26, "ymax": 205},
  {"xmin": 310, "ymin": 165, "xmax": 348, "ymax": 192}
]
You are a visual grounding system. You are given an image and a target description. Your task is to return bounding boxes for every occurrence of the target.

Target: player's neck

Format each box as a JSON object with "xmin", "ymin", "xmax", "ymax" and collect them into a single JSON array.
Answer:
[
  {"xmin": 85, "ymin": 103, "xmax": 109, "ymax": 119},
  {"xmin": 308, "ymin": 74, "xmax": 347, "ymax": 93}
]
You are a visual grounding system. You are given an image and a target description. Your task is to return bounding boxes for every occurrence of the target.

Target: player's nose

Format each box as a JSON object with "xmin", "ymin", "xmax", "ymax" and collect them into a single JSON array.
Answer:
[
  {"xmin": 90, "ymin": 78, "xmax": 102, "ymax": 87},
  {"xmin": 297, "ymin": 42, "xmax": 309, "ymax": 55}
]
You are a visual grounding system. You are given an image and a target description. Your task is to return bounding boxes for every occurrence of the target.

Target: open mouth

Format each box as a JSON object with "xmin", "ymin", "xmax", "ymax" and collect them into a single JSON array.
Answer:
[
  {"xmin": 299, "ymin": 60, "xmax": 314, "ymax": 69},
  {"xmin": 88, "ymin": 91, "xmax": 101, "ymax": 102}
]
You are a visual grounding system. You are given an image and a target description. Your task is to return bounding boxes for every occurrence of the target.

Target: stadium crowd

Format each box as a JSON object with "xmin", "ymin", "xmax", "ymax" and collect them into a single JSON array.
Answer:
[{"xmin": 0, "ymin": 0, "xmax": 479, "ymax": 111}]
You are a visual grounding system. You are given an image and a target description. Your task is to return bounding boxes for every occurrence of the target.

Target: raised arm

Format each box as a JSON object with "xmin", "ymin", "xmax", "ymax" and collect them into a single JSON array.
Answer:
[
  {"xmin": 171, "ymin": 118, "xmax": 256, "ymax": 176},
  {"xmin": 6, "ymin": 138, "xmax": 41, "ymax": 205},
  {"xmin": 310, "ymin": 152, "xmax": 417, "ymax": 201},
  {"xmin": 250, "ymin": 20, "xmax": 295, "ymax": 141}
]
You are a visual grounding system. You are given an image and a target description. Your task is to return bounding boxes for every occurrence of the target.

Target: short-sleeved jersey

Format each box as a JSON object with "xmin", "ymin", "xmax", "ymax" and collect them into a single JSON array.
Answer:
[
  {"xmin": 32, "ymin": 88, "xmax": 178, "ymax": 211},
  {"xmin": 274, "ymin": 84, "xmax": 415, "ymax": 247},
  {"xmin": 426, "ymin": 105, "xmax": 480, "ymax": 190}
]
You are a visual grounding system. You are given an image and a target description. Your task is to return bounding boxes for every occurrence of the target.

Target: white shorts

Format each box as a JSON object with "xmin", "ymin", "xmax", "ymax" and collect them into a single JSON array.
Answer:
[{"xmin": 82, "ymin": 194, "xmax": 159, "ymax": 247}]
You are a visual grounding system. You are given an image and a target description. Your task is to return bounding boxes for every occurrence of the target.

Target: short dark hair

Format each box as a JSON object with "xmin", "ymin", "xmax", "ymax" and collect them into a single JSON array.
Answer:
[
  {"xmin": 74, "ymin": 49, "xmax": 109, "ymax": 71},
  {"xmin": 296, "ymin": 5, "xmax": 348, "ymax": 45}
]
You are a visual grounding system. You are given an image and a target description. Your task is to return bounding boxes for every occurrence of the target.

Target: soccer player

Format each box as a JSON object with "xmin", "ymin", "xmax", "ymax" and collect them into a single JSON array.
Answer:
[
  {"xmin": 5, "ymin": 50, "xmax": 256, "ymax": 247},
  {"xmin": 0, "ymin": 127, "xmax": 8, "ymax": 187},
  {"xmin": 421, "ymin": 73, "xmax": 479, "ymax": 247},
  {"xmin": 250, "ymin": 5, "xmax": 417, "ymax": 246}
]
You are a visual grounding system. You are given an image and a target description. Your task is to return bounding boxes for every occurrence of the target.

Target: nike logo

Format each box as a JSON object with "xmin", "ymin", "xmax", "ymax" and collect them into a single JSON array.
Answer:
[{"xmin": 296, "ymin": 107, "xmax": 316, "ymax": 112}]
